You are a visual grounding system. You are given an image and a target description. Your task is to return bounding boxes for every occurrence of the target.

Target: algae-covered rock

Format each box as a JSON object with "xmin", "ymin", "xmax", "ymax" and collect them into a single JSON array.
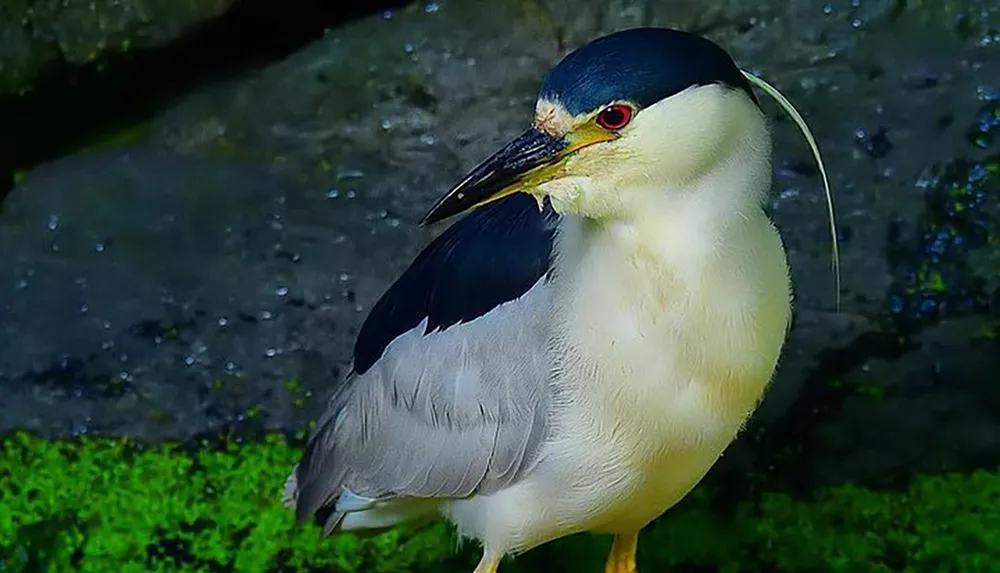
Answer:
[
  {"xmin": 150, "ymin": 0, "xmax": 1000, "ymax": 484},
  {"xmin": 0, "ymin": 0, "xmax": 234, "ymax": 96},
  {"xmin": 1, "ymin": 0, "xmax": 999, "ymax": 494}
]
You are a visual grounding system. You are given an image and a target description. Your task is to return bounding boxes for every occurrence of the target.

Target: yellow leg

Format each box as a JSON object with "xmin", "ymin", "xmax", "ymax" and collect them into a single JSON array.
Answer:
[
  {"xmin": 473, "ymin": 553, "xmax": 500, "ymax": 573},
  {"xmin": 605, "ymin": 532, "xmax": 639, "ymax": 573}
]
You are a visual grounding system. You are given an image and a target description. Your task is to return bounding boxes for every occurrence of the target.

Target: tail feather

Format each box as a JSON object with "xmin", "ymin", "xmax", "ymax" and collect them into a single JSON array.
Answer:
[
  {"xmin": 339, "ymin": 500, "xmax": 439, "ymax": 532},
  {"xmin": 281, "ymin": 465, "xmax": 299, "ymax": 510},
  {"xmin": 282, "ymin": 465, "xmax": 434, "ymax": 536}
]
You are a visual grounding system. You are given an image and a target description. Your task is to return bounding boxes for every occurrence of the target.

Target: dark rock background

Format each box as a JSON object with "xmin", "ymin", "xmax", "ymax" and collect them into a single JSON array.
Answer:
[
  {"xmin": 1, "ymin": 0, "xmax": 998, "ymax": 495},
  {"xmin": 0, "ymin": 0, "xmax": 236, "ymax": 97}
]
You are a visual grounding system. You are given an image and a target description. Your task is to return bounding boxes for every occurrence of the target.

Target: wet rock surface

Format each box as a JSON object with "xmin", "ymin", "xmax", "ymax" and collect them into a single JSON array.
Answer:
[
  {"xmin": 1, "ymin": 0, "xmax": 999, "ymax": 489},
  {"xmin": 0, "ymin": 0, "xmax": 235, "ymax": 97},
  {"xmin": 0, "ymin": 146, "xmax": 421, "ymax": 439}
]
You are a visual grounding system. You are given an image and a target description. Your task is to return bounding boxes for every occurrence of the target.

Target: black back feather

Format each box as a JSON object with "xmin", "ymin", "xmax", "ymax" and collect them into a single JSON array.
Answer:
[{"xmin": 352, "ymin": 193, "xmax": 559, "ymax": 375}]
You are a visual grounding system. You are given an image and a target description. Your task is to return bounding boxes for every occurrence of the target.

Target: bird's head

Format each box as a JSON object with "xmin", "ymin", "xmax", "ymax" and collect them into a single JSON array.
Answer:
[{"xmin": 421, "ymin": 27, "xmax": 770, "ymax": 225}]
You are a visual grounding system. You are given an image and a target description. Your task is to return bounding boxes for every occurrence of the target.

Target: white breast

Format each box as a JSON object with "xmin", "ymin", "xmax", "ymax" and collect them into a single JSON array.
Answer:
[{"xmin": 539, "ymin": 206, "xmax": 792, "ymax": 535}]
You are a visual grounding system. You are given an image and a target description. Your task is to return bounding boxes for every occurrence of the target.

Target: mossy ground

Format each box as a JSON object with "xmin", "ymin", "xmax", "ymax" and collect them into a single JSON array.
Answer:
[{"xmin": 1, "ymin": 432, "xmax": 998, "ymax": 572}]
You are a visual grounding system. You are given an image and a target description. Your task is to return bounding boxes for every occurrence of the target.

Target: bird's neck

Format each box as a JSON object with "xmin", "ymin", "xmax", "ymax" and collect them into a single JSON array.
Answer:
[
  {"xmin": 556, "ymin": 186, "xmax": 782, "ymax": 330},
  {"xmin": 557, "ymin": 138, "xmax": 777, "ymax": 289}
]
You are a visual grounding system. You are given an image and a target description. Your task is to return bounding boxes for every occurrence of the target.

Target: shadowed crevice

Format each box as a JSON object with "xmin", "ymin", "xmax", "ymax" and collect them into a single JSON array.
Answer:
[{"xmin": 0, "ymin": 0, "xmax": 412, "ymax": 201}]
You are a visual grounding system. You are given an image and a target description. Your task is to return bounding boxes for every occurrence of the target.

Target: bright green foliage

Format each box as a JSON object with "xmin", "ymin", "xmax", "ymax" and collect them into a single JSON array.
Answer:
[
  {"xmin": 746, "ymin": 475, "xmax": 1000, "ymax": 572},
  {"xmin": 538, "ymin": 473, "xmax": 1000, "ymax": 573},
  {"xmin": 0, "ymin": 432, "xmax": 460, "ymax": 573},
  {"xmin": 2, "ymin": 431, "xmax": 998, "ymax": 572}
]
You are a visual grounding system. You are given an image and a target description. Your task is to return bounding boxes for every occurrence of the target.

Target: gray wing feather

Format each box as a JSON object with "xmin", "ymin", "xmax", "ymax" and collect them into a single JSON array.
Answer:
[{"xmin": 292, "ymin": 278, "xmax": 553, "ymax": 528}]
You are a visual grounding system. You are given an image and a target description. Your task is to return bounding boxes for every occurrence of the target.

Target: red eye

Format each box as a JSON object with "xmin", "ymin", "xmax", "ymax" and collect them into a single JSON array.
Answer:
[{"xmin": 595, "ymin": 104, "xmax": 633, "ymax": 130}]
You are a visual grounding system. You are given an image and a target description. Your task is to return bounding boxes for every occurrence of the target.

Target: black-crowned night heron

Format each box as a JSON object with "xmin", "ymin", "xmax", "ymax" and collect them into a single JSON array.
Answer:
[{"xmin": 283, "ymin": 26, "xmax": 836, "ymax": 573}]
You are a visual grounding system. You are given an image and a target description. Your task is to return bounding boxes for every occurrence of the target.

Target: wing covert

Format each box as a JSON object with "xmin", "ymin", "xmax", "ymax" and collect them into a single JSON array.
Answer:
[
  {"xmin": 291, "ymin": 193, "xmax": 559, "ymax": 532},
  {"xmin": 353, "ymin": 193, "xmax": 559, "ymax": 375}
]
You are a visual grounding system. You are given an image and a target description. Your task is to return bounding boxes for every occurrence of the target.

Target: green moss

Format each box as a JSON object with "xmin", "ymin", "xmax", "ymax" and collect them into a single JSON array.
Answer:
[
  {"xmin": 2, "ymin": 431, "xmax": 998, "ymax": 572},
  {"xmin": 0, "ymin": 432, "xmax": 459, "ymax": 573},
  {"xmin": 76, "ymin": 122, "xmax": 150, "ymax": 154},
  {"xmin": 886, "ymin": 99, "xmax": 999, "ymax": 328},
  {"xmin": 824, "ymin": 377, "xmax": 887, "ymax": 399},
  {"xmin": 974, "ymin": 323, "xmax": 1000, "ymax": 341}
]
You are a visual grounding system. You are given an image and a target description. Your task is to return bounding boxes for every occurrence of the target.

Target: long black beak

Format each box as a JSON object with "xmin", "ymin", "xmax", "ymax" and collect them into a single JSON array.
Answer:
[{"xmin": 420, "ymin": 127, "xmax": 569, "ymax": 226}]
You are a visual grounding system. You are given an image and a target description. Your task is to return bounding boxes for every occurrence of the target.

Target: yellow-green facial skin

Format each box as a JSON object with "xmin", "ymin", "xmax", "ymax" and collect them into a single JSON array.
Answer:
[{"xmin": 2, "ymin": 430, "xmax": 998, "ymax": 572}]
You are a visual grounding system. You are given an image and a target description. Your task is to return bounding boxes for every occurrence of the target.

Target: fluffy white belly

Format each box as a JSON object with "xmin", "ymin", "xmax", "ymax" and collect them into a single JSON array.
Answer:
[
  {"xmin": 445, "ymin": 356, "xmax": 766, "ymax": 553},
  {"xmin": 547, "ymin": 401, "xmax": 741, "ymax": 533},
  {"xmin": 442, "ymin": 372, "xmax": 750, "ymax": 554}
]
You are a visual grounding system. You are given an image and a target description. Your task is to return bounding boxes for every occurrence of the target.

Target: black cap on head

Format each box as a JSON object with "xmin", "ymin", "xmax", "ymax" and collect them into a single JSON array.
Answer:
[{"xmin": 539, "ymin": 27, "xmax": 756, "ymax": 116}]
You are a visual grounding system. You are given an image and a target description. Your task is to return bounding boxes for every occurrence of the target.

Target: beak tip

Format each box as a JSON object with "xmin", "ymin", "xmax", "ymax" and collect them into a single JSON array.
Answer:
[
  {"xmin": 418, "ymin": 211, "xmax": 439, "ymax": 227},
  {"xmin": 418, "ymin": 126, "xmax": 565, "ymax": 229}
]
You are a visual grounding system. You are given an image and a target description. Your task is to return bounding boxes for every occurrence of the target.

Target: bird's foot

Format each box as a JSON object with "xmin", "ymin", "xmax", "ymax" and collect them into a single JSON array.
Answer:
[
  {"xmin": 604, "ymin": 532, "xmax": 639, "ymax": 573},
  {"xmin": 604, "ymin": 555, "xmax": 638, "ymax": 573}
]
